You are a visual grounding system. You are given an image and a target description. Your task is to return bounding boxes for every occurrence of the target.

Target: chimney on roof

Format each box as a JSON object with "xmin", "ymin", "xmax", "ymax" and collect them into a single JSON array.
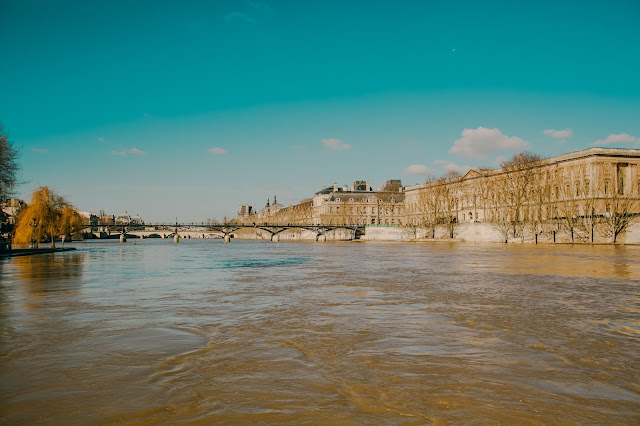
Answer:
[
  {"xmin": 342, "ymin": 185, "xmax": 348, "ymax": 191},
  {"xmin": 333, "ymin": 182, "xmax": 338, "ymax": 192},
  {"xmin": 366, "ymin": 180, "xmax": 371, "ymax": 191}
]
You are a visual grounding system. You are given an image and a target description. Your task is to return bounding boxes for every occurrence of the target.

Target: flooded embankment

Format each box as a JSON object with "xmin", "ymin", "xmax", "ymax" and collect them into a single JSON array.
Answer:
[{"xmin": 1, "ymin": 240, "xmax": 639, "ymax": 423}]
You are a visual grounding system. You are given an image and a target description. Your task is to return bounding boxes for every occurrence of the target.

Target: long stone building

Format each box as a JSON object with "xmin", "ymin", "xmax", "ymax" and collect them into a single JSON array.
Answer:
[{"xmin": 404, "ymin": 147, "xmax": 640, "ymax": 242}]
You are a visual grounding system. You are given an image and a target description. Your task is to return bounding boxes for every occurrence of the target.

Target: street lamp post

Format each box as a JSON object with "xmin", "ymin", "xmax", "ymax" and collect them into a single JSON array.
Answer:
[{"xmin": 29, "ymin": 218, "xmax": 39, "ymax": 249}]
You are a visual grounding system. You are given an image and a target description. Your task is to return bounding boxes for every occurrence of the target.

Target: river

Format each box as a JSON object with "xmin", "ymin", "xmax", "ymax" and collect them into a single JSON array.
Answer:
[{"xmin": 1, "ymin": 240, "xmax": 639, "ymax": 423}]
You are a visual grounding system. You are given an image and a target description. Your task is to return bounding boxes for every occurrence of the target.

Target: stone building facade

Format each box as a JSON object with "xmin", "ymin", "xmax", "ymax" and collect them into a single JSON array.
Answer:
[
  {"xmin": 235, "ymin": 180, "xmax": 406, "ymax": 226},
  {"xmin": 404, "ymin": 147, "xmax": 640, "ymax": 241},
  {"xmin": 311, "ymin": 180, "xmax": 405, "ymax": 225}
]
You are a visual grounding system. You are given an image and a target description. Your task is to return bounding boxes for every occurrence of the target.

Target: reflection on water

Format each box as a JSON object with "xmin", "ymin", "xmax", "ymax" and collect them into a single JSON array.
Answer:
[
  {"xmin": 8, "ymin": 252, "xmax": 85, "ymax": 311},
  {"xmin": 13, "ymin": 251, "xmax": 85, "ymax": 287},
  {"xmin": 1, "ymin": 240, "xmax": 639, "ymax": 424}
]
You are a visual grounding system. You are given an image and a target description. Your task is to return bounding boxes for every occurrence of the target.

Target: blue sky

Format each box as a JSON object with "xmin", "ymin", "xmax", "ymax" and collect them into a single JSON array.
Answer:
[{"xmin": 1, "ymin": 0, "xmax": 639, "ymax": 222}]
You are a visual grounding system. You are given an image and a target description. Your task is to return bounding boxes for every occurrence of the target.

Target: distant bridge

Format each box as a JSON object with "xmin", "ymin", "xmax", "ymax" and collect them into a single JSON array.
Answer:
[{"xmin": 85, "ymin": 223, "xmax": 366, "ymax": 241}]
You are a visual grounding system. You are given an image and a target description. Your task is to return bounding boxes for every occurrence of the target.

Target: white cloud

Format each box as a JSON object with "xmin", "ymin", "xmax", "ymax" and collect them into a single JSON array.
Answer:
[
  {"xmin": 322, "ymin": 138, "xmax": 351, "ymax": 151},
  {"xmin": 544, "ymin": 128, "xmax": 573, "ymax": 140},
  {"xmin": 449, "ymin": 127, "xmax": 527, "ymax": 159},
  {"xmin": 224, "ymin": 12, "xmax": 256, "ymax": 24},
  {"xmin": 208, "ymin": 147, "xmax": 227, "ymax": 155},
  {"xmin": 433, "ymin": 160, "xmax": 471, "ymax": 175},
  {"xmin": 31, "ymin": 148, "xmax": 48, "ymax": 153},
  {"xmin": 404, "ymin": 164, "xmax": 435, "ymax": 176},
  {"xmin": 591, "ymin": 133, "xmax": 638, "ymax": 146},
  {"xmin": 112, "ymin": 147, "xmax": 147, "ymax": 157},
  {"xmin": 128, "ymin": 147, "xmax": 146, "ymax": 156}
]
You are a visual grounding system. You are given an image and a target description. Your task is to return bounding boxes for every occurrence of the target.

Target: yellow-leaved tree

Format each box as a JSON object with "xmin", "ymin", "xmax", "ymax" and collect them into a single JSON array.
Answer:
[{"xmin": 13, "ymin": 187, "xmax": 83, "ymax": 248}]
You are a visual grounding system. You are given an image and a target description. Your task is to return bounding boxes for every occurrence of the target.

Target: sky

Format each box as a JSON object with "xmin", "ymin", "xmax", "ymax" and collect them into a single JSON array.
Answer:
[{"xmin": 1, "ymin": 0, "xmax": 639, "ymax": 222}]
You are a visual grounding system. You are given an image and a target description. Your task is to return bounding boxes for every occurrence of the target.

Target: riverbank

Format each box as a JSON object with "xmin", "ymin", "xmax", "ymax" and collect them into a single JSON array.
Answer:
[{"xmin": 0, "ymin": 247, "xmax": 77, "ymax": 258}]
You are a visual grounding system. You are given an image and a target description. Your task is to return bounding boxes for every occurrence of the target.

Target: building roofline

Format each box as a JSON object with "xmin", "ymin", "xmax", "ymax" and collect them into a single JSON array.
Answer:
[{"xmin": 405, "ymin": 147, "xmax": 640, "ymax": 191}]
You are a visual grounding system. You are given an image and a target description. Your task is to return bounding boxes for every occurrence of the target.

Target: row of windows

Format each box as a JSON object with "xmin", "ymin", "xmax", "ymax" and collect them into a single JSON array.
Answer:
[
  {"xmin": 413, "ymin": 177, "xmax": 640, "ymax": 206},
  {"xmin": 325, "ymin": 218, "xmax": 403, "ymax": 225},
  {"xmin": 328, "ymin": 206, "xmax": 404, "ymax": 215},
  {"xmin": 334, "ymin": 197, "xmax": 399, "ymax": 203}
]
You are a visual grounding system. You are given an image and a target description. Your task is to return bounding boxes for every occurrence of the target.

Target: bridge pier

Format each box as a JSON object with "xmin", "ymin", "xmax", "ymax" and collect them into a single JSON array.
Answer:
[
  {"xmin": 317, "ymin": 234, "xmax": 326, "ymax": 242},
  {"xmin": 119, "ymin": 234, "xmax": 126, "ymax": 243},
  {"xmin": 271, "ymin": 234, "xmax": 279, "ymax": 242},
  {"xmin": 223, "ymin": 234, "xmax": 231, "ymax": 243}
]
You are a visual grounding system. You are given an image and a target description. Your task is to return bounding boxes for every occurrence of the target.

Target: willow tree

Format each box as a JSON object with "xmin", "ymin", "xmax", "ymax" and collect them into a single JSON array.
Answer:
[{"xmin": 13, "ymin": 187, "xmax": 83, "ymax": 248}]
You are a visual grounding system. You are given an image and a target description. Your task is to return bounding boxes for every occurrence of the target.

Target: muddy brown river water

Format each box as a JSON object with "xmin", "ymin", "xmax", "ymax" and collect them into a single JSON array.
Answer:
[{"xmin": 1, "ymin": 240, "xmax": 639, "ymax": 424}]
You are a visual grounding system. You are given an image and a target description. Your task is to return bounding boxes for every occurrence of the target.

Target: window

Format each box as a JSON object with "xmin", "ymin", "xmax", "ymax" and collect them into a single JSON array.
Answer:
[
  {"xmin": 604, "ymin": 179, "xmax": 610, "ymax": 195},
  {"xmin": 617, "ymin": 163, "xmax": 627, "ymax": 195},
  {"xmin": 575, "ymin": 183, "xmax": 580, "ymax": 197},
  {"xmin": 585, "ymin": 180, "xmax": 590, "ymax": 196}
]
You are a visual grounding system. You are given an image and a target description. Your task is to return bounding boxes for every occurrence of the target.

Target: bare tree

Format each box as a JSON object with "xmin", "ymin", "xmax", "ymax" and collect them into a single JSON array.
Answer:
[
  {"xmin": 488, "ymin": 175, "xmax": 512, "ymax": 243},
  {"xmin": 598, "ymin": 170, "xmax": 639, "ymax": 243},
  {"xmin": 556, "ymin": 167, "xmax": 581, "ymax": 243},
  {"xmin": 413, "ymin": 177, "xmax": 441, "ymax": 238},
  {"xmin": 499, "ymin": 152, "xmax": 545, "ymax": 241},
  {"xmin": 440, "ymin": 171, "xmax": 461, "ymax": 238},
  {"xmin": 568, "ymin": 164, "xmax": 599, "ymax": 243},
  {"xmin": 526, "ymin": 170, "xmax": 553, "ymax": 243},
  {"xmin": 0, "ymin": 125, "xmax": 20, "ymax": 202}
]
